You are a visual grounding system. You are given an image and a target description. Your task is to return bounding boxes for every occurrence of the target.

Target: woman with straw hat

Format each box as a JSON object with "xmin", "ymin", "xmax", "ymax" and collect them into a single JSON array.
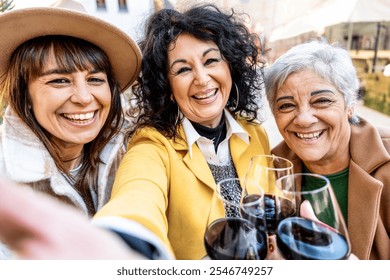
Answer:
[
  {"xmin": 0, "ymin": 6, "xmax": 141, "ymax": 215},
  {"xmin": 0, "ymin": 6, "xmax": 146, "ymax": 258}
]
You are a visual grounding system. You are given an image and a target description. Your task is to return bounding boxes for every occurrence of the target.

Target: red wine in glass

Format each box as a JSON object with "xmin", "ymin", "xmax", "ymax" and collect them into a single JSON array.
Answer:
[
  {"xmin": 264, "ymin": 194, "xmax": 296, "ymax": 234},
  {"xmin": 277, "ymin": 217, "xmax": 350, "ymax": 260},
  {"xmin": 204, "ymin": 217, "xmax": 268, "ymax": 260},
  {"xmin": 241, "ymin": 194, "xmax": 267, "ymax": 231}
]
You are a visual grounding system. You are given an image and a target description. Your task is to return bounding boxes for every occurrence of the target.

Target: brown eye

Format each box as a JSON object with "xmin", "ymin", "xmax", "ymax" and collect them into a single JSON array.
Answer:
[
  {"xmin": 205, "ymin": 58, "xmax": 219, "ymax": 66},
  {"xmin": 278, "ymin": 103, "xmax": 295, "ymax": 112},
  {"xmin": 176, "ymin": 67, "xmax": 191, "ymax": 75},
  {"xmin": 88, "ymin": 77, "xmax": 106, "ymax": 84},
  {"xmin": 47, "ymin": 78, "xmax": 69, "ymax": 85},
  {"xmin": 313, "ymin": 98, "xmax": 334, "ymax": 107}
]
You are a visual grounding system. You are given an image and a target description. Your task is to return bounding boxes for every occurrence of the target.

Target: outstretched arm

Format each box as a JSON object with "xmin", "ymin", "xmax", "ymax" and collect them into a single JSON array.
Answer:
[{"xmin": 0, "ymin": 178, "xmax": 145, "ymax": 260}]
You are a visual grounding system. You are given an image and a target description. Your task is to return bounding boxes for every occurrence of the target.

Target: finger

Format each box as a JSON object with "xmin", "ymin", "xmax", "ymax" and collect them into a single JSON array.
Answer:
[
  {"xmin": 265, "ymin": 235, "xmax": 285, "ymax": 260},
  {"xmin": 299, "ymin": 200, "xmax": 319, "ymax": 222}
]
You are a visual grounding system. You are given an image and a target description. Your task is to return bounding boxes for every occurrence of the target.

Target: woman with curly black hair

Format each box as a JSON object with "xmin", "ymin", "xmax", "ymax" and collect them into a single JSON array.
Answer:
[{"xmin": 96, "ymin": 4, "xmax": 271, "ymax": 260}]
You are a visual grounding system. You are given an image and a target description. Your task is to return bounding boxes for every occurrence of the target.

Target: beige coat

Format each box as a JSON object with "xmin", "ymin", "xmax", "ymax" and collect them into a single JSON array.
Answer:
[
  {"xmin": 0, "ymin": 107, "xmax": 127, "ymax": 213},
  {"xmin": 0, "ymin": 107, "xmax": 129, "ymax": 259},
  {"xmin": 272, "ymin": 118, "xmax": 390, "ymax": 260}
]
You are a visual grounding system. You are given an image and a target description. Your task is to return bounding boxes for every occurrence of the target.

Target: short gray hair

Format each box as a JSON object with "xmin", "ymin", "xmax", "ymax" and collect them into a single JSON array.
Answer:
[{"xmin": 265, "ymin": 39, "xmax": 360, "ymax": 124}]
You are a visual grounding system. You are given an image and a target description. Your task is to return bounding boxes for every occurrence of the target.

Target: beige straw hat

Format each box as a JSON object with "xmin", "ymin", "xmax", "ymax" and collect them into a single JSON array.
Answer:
[{"xmin": 0, "ymin": 7, "xmax": 142, "ymax": 91}]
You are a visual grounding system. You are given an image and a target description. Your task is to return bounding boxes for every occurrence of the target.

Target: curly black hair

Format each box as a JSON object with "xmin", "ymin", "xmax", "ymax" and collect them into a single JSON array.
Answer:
[{"xmin": 129, "ymin": 4, "xmax": 264, "ymax": 139}]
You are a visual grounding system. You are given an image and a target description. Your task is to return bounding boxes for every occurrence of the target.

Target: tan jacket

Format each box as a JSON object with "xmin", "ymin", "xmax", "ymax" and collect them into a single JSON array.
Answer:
[
  {"xmin": 0, "ymin": 107, "xmax": 127, "ymax": 214},
  {"xmin": 272, "ymin": 118, "xmax": 390, "ymax": 260},
  {"xmin": 0, "ymin": 107, "xmax": 129, "ymax": 259}
]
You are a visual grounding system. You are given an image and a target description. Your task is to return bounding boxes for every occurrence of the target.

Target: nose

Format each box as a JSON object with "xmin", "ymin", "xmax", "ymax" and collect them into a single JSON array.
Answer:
[
  {"xmin": 293, "ymin": 108, "xmax": 318, "ymax": 127},
  {"xmin": 193, "ymin": 68, "xmax": 210, "ymax": 86},
  {"xmin": 70, "ymin": 82, "xmax": 94, "ymax": 105}
]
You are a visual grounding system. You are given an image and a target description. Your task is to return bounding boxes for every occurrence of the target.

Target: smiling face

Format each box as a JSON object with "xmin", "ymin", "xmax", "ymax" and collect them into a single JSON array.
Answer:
[
  {"xmin": 167, "ymin": 33, "xmax": 232, "ymax": 128},
  {"xmin": 273, "ymin": 70, "xmax": 353, "ymax": 174},
  {"xmin": 28, "ymin": 52, "xmax": 111, "ymax": 150}
]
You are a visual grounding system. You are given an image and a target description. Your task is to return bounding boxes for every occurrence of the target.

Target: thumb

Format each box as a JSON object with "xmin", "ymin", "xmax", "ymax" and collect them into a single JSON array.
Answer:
[{"xmin": 299, "ymin": 200, "xmax": 319, "ymax": 222}]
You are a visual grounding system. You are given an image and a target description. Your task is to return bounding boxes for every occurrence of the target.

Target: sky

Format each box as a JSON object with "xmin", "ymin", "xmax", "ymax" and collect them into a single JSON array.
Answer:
[
  {"xmin": 13, "ymin": 0, "xmax": 64, "ymax": 9},
  {"xmin": 12, "ymin": 0, "xmax": 179, "ymax": 9}
]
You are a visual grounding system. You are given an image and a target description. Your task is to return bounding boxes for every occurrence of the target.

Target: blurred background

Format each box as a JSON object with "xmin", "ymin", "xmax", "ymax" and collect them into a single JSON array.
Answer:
[{"xmin": 2, "ymin": 0, "xmax": 390, "ymax": 146}]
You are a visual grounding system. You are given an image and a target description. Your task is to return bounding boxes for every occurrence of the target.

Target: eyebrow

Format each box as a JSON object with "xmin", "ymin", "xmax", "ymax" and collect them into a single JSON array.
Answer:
[
  {"xmin": 40, "ymin": 69, "xmax": 72, "ymax": 76},
  {"xmin": 40, "ymin": 68, "xmax": 103, "ymax": 76},
  {"xmin": 275, "ymin": 89, "xmax": 335, "ymax": 103},
  {"xmin": 311, "ymin": 89, "xmax": 334, "ymax": 95},
  {"xmin": 169, "ymin": 47, "xmax": 220, "ymax": 69}
]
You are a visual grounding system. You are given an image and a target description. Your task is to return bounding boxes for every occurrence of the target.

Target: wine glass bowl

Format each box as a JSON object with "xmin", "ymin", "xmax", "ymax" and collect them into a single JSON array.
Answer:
[
  {"xmin": 245, "ymin": 155, "xmax": 295, "ymax": 235},
  {"xmin": 204, "ymin": 178, "xmax": 268, "ymax": 260},
  {"xmin": 275, "ymin": 173, "xmax": 351, "ymax": 260},
  {"xmin": 204, "ymin": 216, "xmax": 266, "ymax": 260},
  {"xmin": 263, "ymin": 193, "xmax": 296, "ymax": 235}
]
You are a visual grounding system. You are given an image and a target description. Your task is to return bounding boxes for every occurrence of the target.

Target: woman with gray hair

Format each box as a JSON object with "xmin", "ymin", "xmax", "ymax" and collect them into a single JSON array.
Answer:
[{"xmin": 265, "ymin": 40, "xmax": 390, "ymax": 260}]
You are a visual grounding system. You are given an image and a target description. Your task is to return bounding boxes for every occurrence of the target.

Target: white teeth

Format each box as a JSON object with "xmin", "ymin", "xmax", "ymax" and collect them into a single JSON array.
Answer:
[
  {"xmin": 63, "ymin": 112, "xmax": 94, "ymax": 121},
  {"xmin": 296, "ymin": 131, "xmax": 322, "ymax": 139},
  {"xmin": 194, "ymin": 89, "xmax": 217, "ymax": 99}
]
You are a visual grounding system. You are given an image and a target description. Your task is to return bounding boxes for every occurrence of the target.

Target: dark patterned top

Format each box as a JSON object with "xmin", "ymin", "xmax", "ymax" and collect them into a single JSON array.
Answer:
[{"xmin": 208, "ymin": 156, "xmax": 241, "ymax": 217}]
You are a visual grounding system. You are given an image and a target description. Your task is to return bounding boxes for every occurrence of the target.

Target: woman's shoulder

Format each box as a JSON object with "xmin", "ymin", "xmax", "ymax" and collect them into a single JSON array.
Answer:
[
  {"xmin": 129, "ymin": 126, "xmax": 186, "ymax": 150},
  {"xmin": 130, "ymin": 126, "xmax": 166, "ymax": 141},
  {"xmin": 235, "ymin": 118, "xmax": 271, "ymax": 153},
  {"xmin": 236, "ymin": 117, "xmax": 266, "ymax": 132},
  {"xmin": 360, "ymin": 118, "xmax": 390, "ymax": 155},
  {"xmin": 352, "ymin": 118, "xmax": 389, "ymax": 148},
  {"xmin": 376, "ymin": 125, "xmax": 390, "ymax": 139},
  {"xmin": 376, "ymin": 125, "xmax": 390, "ymax": 155}
]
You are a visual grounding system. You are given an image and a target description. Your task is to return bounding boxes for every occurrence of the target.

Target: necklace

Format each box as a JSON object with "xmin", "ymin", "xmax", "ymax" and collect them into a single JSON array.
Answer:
[
  {"xmin": 62, "ymin": 150, "xmax": 84, "ymax": 171},
  {"xmin": 62, "ymin": 154, "xmax": 83, "ymax": 162}
]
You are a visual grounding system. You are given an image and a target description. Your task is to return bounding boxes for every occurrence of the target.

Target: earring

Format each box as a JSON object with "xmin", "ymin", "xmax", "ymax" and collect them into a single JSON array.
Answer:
[
  {"xmin": 25, "ymin": 103, "xmax": 32, "ymax": 116},
  {"xmin": 175, "ymin": 105, "xmax": 182, "ymax": 127},
  {"xmin": 230, "ymin": 82, "xmax": 240, "ymax": 111}
]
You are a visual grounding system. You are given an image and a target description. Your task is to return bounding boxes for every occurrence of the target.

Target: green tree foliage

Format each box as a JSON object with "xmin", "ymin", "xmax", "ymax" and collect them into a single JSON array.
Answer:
[
  {"xmin": 0, "ymin": 0, "xmax": 14, "ymax": 13},
  {"xmin": 363, "ymin": 74, "xmax": 390, "ymax": 116}
]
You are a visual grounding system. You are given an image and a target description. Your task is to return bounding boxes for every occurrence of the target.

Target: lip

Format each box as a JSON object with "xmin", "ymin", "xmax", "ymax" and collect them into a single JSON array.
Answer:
[
  {"xmin": 293, "ymin": 129, "xmax": 325, "ymax": 140},
  {"xmin": 61, "ymin": 110, "xmax": 97, "ymax": 126},
  {"xmin": 192, "ymin": 88, "xmax": 218, "ymax": 100}
]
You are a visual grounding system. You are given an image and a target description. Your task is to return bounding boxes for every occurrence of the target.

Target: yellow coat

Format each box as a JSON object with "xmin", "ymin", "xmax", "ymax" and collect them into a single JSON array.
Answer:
[{"xmin": 96, "ymin": 118, "xmax": 270, "ymax": 259}]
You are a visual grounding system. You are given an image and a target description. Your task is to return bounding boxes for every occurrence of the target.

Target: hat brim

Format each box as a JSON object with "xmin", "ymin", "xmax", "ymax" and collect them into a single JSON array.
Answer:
[{"xmin": 0, "ymin": 7, "xmax": 141, "ymax": 91}]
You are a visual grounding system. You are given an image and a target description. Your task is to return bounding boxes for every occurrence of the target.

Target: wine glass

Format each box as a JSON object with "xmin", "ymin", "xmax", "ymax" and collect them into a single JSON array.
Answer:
[
  {"xmin": 245, "ymin": 155, "xmax": 295, "ymax": 235},
  {"xmin": 275, "ymin": 173, "xmax": 351, "ymax": 260},
  {"xmin": 204, "ymin": 178, "xmax": 268, "ymax": 260}
]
